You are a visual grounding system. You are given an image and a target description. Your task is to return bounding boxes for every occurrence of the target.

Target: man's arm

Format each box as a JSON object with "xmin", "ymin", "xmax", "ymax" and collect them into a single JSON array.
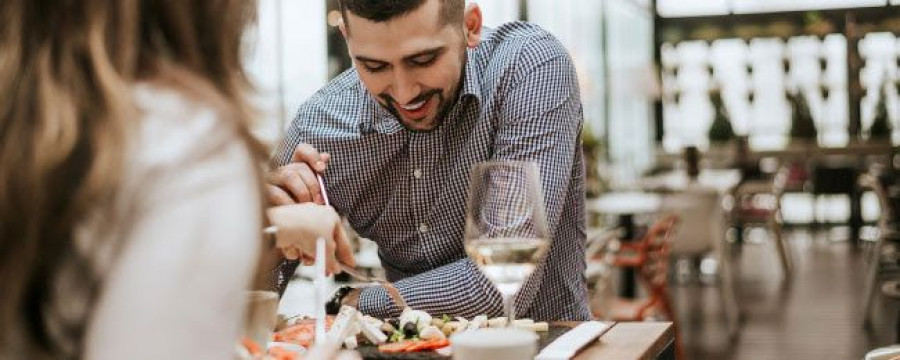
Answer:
[
  {"xmin": 357, "ymin": 258, "xmax": 504, "ymax": 319},
  {"xmin": 491, "ymin": 40, "xmax": 584, "ymax": 318},
  {"xmin": 358, "ymin": 40, "xmax": 584, "ymax": 319},
  {"xmin": 493, "ymin": 42, "xmax": 582, "ymax": 235}
]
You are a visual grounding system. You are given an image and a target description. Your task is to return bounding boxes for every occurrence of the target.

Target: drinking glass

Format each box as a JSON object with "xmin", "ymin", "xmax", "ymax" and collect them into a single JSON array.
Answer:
[
  {"xmin": 464, "ymin": 161, "xmax": 551, "ymax": 323},
  {"xmin": 244, "ymin": 290, "xmax": 280, "ymax": 348}
]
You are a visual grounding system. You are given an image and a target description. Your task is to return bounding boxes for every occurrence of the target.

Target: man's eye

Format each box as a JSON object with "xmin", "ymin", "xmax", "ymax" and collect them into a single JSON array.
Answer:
[
  {"xmin": 410, "ymin": 55, "xmax": 437, "ymax": 67},
  {"xmin": 363, "ymin": 62, "xmax": 388, "ymax": 73}
]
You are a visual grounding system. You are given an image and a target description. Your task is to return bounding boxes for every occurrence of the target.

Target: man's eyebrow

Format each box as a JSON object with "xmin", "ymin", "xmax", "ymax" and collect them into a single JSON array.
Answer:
[
  {"xmin": 354, "ymin": 47, "xmax": 446, "ymax": 65},
  {"xmin": 402, "ymin": 47, "xmax": 445, "ymax": 62},
  {"xmin": 354, "ymin": 55, "xmax": 388, "ymax": 64}
]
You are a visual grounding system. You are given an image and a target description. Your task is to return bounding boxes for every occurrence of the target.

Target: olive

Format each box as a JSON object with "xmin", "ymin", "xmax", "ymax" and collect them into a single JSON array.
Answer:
[{"xmin": 403, "ymin": 322, "xmax": 418, "ymax": 337}]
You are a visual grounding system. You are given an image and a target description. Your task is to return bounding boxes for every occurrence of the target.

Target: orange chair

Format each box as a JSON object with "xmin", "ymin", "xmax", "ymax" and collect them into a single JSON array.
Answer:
[{"xmin": 598, "ymin": 215, "xmax": 683, "ymax": 359}]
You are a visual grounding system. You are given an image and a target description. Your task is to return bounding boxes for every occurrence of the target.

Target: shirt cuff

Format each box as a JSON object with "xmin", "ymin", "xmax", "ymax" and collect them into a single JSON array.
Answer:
[{"xmin": 357, "ymin": 285, "xmax": 403, "ymax": 318}]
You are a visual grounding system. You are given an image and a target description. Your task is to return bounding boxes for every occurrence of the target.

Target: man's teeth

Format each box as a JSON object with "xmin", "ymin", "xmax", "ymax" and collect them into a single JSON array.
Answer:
[{"xmin": 401, "ymin": 100, "xmax": 426, "ymax": 111}]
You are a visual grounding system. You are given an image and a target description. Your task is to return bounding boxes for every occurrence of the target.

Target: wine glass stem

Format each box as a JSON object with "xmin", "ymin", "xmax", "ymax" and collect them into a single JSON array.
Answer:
[{"xmin": 504, "ymin": 294, "xmax": 516, "ymax": 327}]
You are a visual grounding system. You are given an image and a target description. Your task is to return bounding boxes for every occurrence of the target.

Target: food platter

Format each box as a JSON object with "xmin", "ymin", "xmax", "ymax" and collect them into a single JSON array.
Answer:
[{"xmin": 268, "ymin": 307, "xmax": 581, "ymax": 360}]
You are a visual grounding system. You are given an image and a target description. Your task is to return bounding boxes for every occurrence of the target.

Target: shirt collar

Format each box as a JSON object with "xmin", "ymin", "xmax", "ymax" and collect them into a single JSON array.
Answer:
[
  {"xmin": 357, "ymin": 49, "xmax": 482, "ymax": 135},
  {"xmin": 458, "ymin": 49, "xmax": 482, "ymax": 105}
]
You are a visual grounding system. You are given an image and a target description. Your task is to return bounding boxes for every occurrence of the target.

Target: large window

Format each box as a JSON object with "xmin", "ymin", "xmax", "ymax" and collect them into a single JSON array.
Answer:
[
  {"xmin": 657, "ymin": 7, "xmax": 900, "ymax": 152},
  {"xmin": 245, "ymin": 0, "xmax": 328, "ymax": 145},
  {"xmin": 604, "ymin": 0, "xmax": 655, "ymax": 181},
  {"xmin": 859, "ymin": 32, "xmax": 900, "ymax": 141},
  {"xmin": 659, "ymin": 35, "xmax": 860, "ymax": 151}
]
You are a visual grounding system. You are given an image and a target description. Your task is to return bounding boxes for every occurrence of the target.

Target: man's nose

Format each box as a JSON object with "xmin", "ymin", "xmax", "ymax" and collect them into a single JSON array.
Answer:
[{"xmin": 391, "ymin": 70, "xmax": 420, "ymax": 105}]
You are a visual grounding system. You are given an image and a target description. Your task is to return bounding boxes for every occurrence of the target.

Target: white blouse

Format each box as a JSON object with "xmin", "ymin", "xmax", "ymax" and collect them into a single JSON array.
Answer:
[{"xmin": 74, "ymin": 84, "xmax": 262, "ymax": 359}]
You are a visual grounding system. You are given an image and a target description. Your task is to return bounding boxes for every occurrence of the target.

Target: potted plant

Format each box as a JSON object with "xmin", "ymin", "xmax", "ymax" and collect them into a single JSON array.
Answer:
[
  {"xmin": 868, "ymin": 84, "xmax": 893, "ymax": 142},
  {"xmin": 708, "ymin": 90, "xmax": 735, "ymax": 142},
  {"xmin": 581, "ymin": 123, "xmax": 606, "ymax": 198},
  {"xmin": 787, "ymin": 90, "xmax": 818, "ymax": 147},
  {"xmin": 707, "ymin": 90, "xmax": 736, "ymax": 162}
]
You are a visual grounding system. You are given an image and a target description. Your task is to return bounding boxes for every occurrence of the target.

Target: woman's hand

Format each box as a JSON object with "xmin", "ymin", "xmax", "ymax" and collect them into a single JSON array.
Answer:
[{"xmin": 266, "ymin": 203, "xmax": 356, "ymax": 274}]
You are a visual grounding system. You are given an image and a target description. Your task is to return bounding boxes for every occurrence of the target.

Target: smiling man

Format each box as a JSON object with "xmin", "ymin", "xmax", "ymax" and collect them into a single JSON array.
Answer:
[{"xmin": 267, "ymin": 0, "xmax": 591, "ymax": 321}]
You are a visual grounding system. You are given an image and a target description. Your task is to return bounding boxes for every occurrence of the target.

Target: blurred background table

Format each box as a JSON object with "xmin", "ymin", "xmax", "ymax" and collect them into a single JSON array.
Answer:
[
  {"xmin": 638, "ymin": 169, "xmax": 741, "ymax": 193},
  {"xmin": 588, "ymin": 191, "xmax": 663, "ymax": 298}
]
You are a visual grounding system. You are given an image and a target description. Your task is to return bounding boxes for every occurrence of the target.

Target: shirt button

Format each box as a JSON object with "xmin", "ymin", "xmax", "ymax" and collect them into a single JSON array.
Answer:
[
  {"xmin": 418, "ymin": 223, "xmax": 429, "ymax": 234},
  {"xmin": 413, "ymin": 169, "xmax": 423, "ymax": 179}
]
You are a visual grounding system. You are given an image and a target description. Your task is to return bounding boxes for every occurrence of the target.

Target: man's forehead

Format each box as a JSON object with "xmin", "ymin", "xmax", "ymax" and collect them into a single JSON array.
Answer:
[
  {"xmin": 345, "ymin": 15, "xmax": 458, "ymax": 61},
  {"xmin": 342, "ymin": 0, "xmax": 445, "ymax": 37}
]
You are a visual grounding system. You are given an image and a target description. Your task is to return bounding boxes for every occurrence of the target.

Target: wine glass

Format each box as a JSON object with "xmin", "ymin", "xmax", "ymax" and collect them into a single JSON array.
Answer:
[{"xmin": 464, "ymin": 161, "xmax": 551, "ymax": 323}]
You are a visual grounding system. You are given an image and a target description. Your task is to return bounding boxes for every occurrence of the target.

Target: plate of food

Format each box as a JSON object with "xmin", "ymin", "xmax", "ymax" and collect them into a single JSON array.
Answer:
[{"xmin": 270, "ymin": 306, "xmax": 560, "ymax": 360}]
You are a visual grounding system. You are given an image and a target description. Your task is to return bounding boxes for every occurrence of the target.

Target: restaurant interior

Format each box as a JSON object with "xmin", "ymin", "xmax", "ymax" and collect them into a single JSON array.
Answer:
[{"xmin": 244, "ymin": 1, "xmax": 900, "ymax": 359}]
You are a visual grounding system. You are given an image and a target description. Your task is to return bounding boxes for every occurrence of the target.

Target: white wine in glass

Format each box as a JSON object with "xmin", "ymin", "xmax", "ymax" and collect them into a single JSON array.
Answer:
[{"xmin": 464, "ymin": 161, "xmax": 550, "ymax": 323}]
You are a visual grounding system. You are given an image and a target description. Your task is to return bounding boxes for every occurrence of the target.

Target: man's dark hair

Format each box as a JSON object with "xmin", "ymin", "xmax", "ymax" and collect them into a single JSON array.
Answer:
[{"xmin": 338, "ymin": 0, "xmax": 464, "ymax": 32}]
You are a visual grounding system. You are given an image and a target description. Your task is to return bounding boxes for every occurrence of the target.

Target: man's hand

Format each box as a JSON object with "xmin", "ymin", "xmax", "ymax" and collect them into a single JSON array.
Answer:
[
  {"xmin": 267, "ymin": 203, "xmax": 356, "ymax": 275},
  {"xmin": 267, "ymin": 143, "xmax": 331, "ymax": 205}
]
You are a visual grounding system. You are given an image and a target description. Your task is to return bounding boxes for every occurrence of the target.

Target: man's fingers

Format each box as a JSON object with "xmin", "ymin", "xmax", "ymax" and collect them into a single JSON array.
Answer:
[
  {"xmin": 291, "ymin": 144, "xmax": 327, "ymax": 172},
  {"xmin": 267, "ymin": 185, "xmax": 296, "ymax": 206},
  {"xmin": 321, "ymin": 152, "xmax": 332, "ymax": 165},
  {"xmin": 283, "ymin": 247, "xmax": 301, "ymax": 260},
  {"xmin": 295, "ymin": 165, "xmax": 323, "ymax": 204},
  {"xmin": 302, "ymin": 254, "xmax": 314, "ymax": 266},
  {"xmin": 280, "ymin": 169, "xmax": 313, "ymax": 203},
  {"xmin": 333, "ymin": 225, "xmax": 356, "ymax": 267}
]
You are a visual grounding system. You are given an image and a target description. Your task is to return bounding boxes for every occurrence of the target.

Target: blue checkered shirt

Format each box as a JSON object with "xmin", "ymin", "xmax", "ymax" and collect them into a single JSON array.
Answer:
[{"xmin": 271, "ymin": 22, "xmax": 590, "ymax": 321}]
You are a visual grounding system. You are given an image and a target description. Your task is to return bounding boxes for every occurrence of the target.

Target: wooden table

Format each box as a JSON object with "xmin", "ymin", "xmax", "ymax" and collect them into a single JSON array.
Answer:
[{"xmin": 575, "ymin": 322, "xmax": 674, "ymax": 360}]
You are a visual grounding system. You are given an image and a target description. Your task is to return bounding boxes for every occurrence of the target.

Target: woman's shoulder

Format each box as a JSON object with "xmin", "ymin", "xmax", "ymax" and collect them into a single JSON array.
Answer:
[
  {"xmin": 128, "ymin": 83, "xmax": 250, "ymax": 172},
  {"xmin": 133, "ymin": 83, "xmax": 231, "ymax": 143}
]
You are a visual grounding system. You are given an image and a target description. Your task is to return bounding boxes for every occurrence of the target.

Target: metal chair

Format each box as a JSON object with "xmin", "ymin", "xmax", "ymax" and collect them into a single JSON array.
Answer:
[
  {"xmin": 598, "ymin": 215, "xmax": 684, "ymax": 359},
  {"xmin": 662, "ymin": 187, "xmax": 741, "ymax": 339},
  {"xmin": 730, "ymin": 167, "xmax": 793, "ymax": 278}
]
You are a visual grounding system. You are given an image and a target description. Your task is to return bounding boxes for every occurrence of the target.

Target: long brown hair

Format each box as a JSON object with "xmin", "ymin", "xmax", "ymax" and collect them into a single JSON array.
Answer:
[{"xmin": 0, "ymin": 0, "xmax": 262, "ymax": 355}]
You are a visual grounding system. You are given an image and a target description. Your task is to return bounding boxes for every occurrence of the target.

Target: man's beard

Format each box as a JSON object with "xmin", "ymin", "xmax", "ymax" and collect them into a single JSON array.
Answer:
[{"xmin": 377, "ymin": 49, "xmax": 468, "ymax": 133}]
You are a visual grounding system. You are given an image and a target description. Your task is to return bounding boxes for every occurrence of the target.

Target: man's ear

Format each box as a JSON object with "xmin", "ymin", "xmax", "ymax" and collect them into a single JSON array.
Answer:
[
  {"xmin": 463, "ymin": 2, "xmax": 482, "ymax": 48},
  {"xmin": 329, "ymin": 10, "xmax": 348, "ymax": 38},
  {"xmin": 338, "ymin": 21, "xmax": 348, "ymax": 39}
]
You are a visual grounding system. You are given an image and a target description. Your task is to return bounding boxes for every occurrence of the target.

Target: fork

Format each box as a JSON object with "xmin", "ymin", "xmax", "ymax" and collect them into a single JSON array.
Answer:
[{"xmin": 338, "ymin": 263, "xmax": 388, "ymax": 284}]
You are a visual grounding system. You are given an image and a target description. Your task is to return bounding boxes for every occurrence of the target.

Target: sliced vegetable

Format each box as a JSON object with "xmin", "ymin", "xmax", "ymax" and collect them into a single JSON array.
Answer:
[
  {"xmin": 465, "ymin": 315, "xmax": 488, "ymax": 331},
  {"xmin": 378, "ymin": 340, "xmax": 416, "ymax": 353},
  {"xmin": 487, "ymin": 317, "xmax": 508, "ymax": 328},
  {"xmin": 241, "ymin": 337, "xmax": 263, "ymax": 356},
  {"xmin": 406, "ymin": 338, "xmax": 450, "ymax": 352},
  {"xmin": 268, "ymin": 346, "xmax": 298, "ymax": 360}
]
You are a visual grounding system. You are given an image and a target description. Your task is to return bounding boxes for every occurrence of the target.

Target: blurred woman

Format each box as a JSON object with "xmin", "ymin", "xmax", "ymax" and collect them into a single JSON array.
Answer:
[{"xmin": 0, "ymin": 1, "xmax": 351, "ymax": 359}]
